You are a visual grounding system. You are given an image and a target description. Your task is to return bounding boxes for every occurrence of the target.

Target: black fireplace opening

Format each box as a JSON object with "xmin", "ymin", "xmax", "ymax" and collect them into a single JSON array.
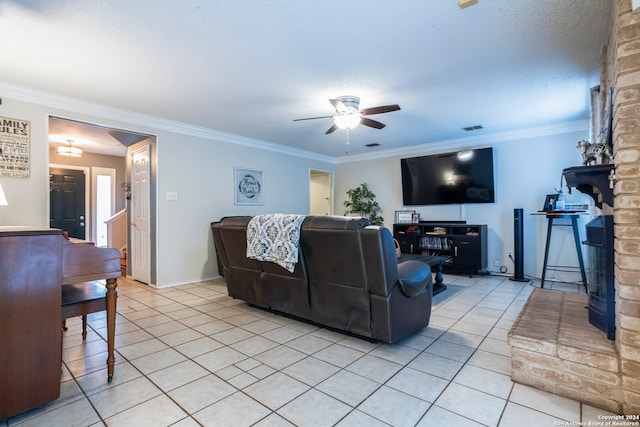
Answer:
[{"xmin": 584, "ymin": 215, "xmax": 615, "ymax": 340}]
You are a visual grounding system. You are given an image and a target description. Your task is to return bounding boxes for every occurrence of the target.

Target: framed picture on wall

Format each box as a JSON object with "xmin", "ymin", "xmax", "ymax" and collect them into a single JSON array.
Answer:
[{"xmin": 234, "ymin": 167, "xmax": 263, "ymax": 205}]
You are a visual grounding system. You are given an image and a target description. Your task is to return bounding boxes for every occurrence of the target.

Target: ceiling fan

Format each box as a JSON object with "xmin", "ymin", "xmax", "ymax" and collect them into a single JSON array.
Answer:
[{"xmin": 294, "ymin": 96, "xmax": 401, "ymax": 134}]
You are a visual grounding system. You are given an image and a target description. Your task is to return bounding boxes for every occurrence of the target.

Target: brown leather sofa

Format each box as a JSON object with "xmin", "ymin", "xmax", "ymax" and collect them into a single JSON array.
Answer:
[{"xmin": 211, "ymin": 215, "xmax": 433, "ymax": 343}]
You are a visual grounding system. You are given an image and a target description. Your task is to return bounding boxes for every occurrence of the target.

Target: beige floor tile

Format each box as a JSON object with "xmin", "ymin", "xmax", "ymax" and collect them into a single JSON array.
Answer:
[
  {"xmin": 386, "ymin": 367, "xmax": 449, "ymax": 403},
  {"xmin": 168, "ymin": 374, "xmax": 237, "ymax": 414},
  {"xmin": 509, "ymin": 383, "xmax": 580, "ymax": 421},
  {"xmin": 114, "ymin": 329, "xmax": 155, "ymax": 347},
  {"xmin": 192, "ymin": 319, "xmax": 235, "ymax": 335},
  {"xmin": 262, "ymin": 324, "xmax": 309, "ymax": 344},
  {"xmin": 478, "ymin": 336, "xmax": 512, "ymax": 357},
  {"xmin": 174, "ymin": 336, "xmax": 224, "ymax": 358},
  {"xmin": 408, "ymin": 352, "xmax": 464, "ymax": 380},
  {"xmin": 89, "ymin": 376, "xmax": 162, "ymax": 419},
  {"xmin": 148, "ymin": 360, "xmax": 209, "ymax": 392},
  {"xmin": 193, "ymin": 346, "xmax": 247, "ymax": 373},
  {"xmin": 104, "ymin": 394, "xmax": 188, "ymax": 426},
  {"xmin": 244, "ymin": 372, "xmax": 309, "ymax": 410},
  {"xmin": 118, "ymin": 338, "xmax": 169, "ymax": 360},
  {"xmin": 277, "ymin": 389, "xmax": 351, "ymax": 427},
  {"xmin": 346, "ymin": 354, "xmax": 402, "ymax": 383},
  {"xmin": 134, "ymin": 314, "xmax": 175, "ymax": 329},
  {"xmin": 370, "ymin": 343, "xmax": 420, "ymax": 365},
  {"xmin": 223, "ymin": 312, "xmax": 263, "ymax": 326},
  {"xmin": 357, "ymin": 386, "xmax": 430, "ymax": 427},
  {"xmin": 12, "ymin": 398, "xmax": 101, "ymax": 427},
  {"xmin": 424, "ymin": 338, "xmax": 475, "ymax": 363},
  {"xmin": 313, "ymin": 343, "xmax": 365, "ymax": 368},
  {"xmin": 158, "ymin": 328, "xmax": 205, "ymax": 347},
  {"xmin": 452, "ymin": 364, "xmax": 514, "ymax": 399},
  {"xmin": 210, "ymin": 326, "xmax": 256, "ymax": 345},
  {"xmin": 466, "ymin": 349, "xmax": 512, "ymax": 375},
  {"xmin": 240, "ymin": 318, "xmax": 283, "ymax": 334},
  {"xmin": 499, "ymin": 401, "xmax": 566, "ymax": 426},
  {"xmin": 435, "ymin": 382, "xmax": 506, "ymax": 426},
  {"xmin": 193, "ymin": 391, "xmax": 270, "ymax": 427},
  {"xmin": 282, "ymin": 357, "xmax": 340, "ymax": 386},
  {"xmin": 75, "ymin": 361, "xmax": 142, "ymax": 397},
  {"xmin": 253, "ymin": 345, "xmax": 307, "ymax": 370},
  {"xmin": 417, "ymin": 405, "xmax": 485, "ymax": 427},
  {"xmin": 335, "ymin": 410, "xmax": 389, "ymax": 427},
  {"xmin": 253, "ymin": 413, "xmax": 296, "ymax": 426},
  {"xmin": 316, "ymin": 370, "xmax": 379, "ymax": 407},
  {"xmin": 179, "ymin": 313, "xmax": 218, "ymax": 328},
  {"xmin": 437, "ymin": 329, "xmax": 484, "ymax": 349},
  {"xmin": 144, "ymin": 320, "xmax": 188, "ymax": 337}
]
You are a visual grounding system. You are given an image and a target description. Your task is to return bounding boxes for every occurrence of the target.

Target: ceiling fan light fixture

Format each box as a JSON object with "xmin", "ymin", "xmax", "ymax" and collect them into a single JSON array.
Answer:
[
  {"xmin": 334, "ymin": 112, "xmax": 361, "ymax": 130},
  {"xmin": 57, "ymin": 139, "xmax": 83, "ymax": 157}
]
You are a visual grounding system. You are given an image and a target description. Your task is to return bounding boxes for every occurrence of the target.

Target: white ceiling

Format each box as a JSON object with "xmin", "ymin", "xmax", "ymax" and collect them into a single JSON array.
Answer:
[{"xmin": 0, "ymin": 0, "xmax": 611, "ymax": 158}]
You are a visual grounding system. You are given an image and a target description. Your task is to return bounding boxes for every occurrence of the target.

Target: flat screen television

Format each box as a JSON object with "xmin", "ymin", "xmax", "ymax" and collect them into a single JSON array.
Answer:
[{"xmin": 401, "ymin": 147, "xmax": 495, "ymax": 205}]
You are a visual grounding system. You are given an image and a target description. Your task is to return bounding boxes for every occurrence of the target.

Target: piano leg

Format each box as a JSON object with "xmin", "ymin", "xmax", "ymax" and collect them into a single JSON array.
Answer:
[{"xmin": 105, "ymin": 278, "xmax": 118, "ymax": 382}]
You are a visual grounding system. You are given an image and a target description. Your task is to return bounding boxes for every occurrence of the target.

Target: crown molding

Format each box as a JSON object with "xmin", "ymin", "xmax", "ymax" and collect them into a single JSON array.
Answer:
[
  {"xmin": 335, "ymin": 119, "xmax": 589, "ymax": 164},
  {"xmin": 0, "ymin": 82, "xmax": 335, "ymax": 164}
]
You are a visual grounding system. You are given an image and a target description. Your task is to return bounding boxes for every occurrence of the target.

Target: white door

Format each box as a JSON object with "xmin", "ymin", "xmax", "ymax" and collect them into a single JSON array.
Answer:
[
  {"xmin": 130, "ymin": 146, "xmax": 151, "ymax": 284},
  {"xmin": 309, "ymin": 170, "xmax": 333, "ymax": 215}
]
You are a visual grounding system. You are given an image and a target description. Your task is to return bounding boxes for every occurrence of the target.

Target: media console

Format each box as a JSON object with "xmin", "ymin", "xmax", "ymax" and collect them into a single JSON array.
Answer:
[{"xmin": 393, "ymin": 221, "xmax": 488, "ymax": 276}]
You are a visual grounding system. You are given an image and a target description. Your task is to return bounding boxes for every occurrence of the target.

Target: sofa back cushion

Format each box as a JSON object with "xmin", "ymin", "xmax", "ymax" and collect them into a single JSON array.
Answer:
[{"xmin": 300, "ymin": 216, "xmax": 389, "ymax": 337}]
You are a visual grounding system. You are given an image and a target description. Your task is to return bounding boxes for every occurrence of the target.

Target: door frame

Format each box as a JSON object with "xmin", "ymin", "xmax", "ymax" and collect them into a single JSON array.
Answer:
[{"xmin": 49, "ymin": 164, "xmax": 91, "ymax": 239}]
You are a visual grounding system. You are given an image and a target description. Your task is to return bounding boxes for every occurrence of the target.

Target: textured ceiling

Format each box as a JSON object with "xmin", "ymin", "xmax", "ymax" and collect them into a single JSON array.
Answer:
[{"xmin": 0, "ymin": 0, "xmax": 612, "ymax": 158}]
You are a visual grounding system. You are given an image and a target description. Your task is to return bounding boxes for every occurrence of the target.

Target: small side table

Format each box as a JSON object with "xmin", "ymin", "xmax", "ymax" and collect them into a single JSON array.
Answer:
[{"xmin": 532, "ymin": 212, "xmax": 587, "ymax": 291}]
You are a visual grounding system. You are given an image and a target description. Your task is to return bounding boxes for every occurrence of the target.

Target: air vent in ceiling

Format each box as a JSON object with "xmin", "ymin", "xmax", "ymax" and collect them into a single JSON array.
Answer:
[{"xmin": 462, "ymin": 125, "xmax": 483, "ymax": 131}]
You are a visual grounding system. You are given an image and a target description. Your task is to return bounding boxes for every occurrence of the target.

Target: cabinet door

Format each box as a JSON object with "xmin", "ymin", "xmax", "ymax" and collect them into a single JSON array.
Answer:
[{"xmin": 451, "ymin": 236, "xmax": 481, "ymax": 268}]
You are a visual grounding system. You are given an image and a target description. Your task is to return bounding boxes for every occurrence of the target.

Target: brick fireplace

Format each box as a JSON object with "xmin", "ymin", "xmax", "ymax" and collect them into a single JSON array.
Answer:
[{"xmin": 509, "ymin": 0, "xmax": 640, "ymax": 414}]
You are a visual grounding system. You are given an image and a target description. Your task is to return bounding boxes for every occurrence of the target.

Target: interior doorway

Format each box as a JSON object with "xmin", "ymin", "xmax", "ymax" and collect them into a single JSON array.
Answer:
[
  {"xmin": 309, "ymin": 169, "xmax": 334, "ymax": 216},
  {"xmin": 48, "ymin": 116, "xmax": 156, "ymax": 284}
]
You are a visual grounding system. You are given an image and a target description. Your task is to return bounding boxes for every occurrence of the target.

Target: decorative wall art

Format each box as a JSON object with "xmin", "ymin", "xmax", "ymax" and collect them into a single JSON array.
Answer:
[
  {"xmin": 0, "ymin": 116, "xmax": 30, "ymax": 178},
  {"xmin": 234, "ymin": 167, "xmax": 263, "ymax": 205}
]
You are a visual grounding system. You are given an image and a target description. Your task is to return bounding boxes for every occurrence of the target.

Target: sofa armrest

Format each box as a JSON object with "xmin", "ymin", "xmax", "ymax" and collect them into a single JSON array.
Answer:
[{"xmin": 397, "ymin": 260, "xmax": 432, "ymax": 297}]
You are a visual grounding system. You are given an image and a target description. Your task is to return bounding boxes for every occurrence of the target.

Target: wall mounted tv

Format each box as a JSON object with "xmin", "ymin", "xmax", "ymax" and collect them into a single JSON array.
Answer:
[{"xmin": 401, "ymin": 147, "xmax": 495, "ymax": 205}]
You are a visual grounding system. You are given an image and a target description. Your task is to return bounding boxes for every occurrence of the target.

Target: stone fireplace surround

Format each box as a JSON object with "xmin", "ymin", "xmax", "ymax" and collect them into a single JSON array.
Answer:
[{"xmin": 508, "ymin": 0, "xmax": 640, "ymax": 414}]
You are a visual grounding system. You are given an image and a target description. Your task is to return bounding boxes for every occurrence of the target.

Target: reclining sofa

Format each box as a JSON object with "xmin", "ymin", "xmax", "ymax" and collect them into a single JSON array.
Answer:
[{"xmin": 210, "ymin": 215, "xmax": 433, "ymax": 343}]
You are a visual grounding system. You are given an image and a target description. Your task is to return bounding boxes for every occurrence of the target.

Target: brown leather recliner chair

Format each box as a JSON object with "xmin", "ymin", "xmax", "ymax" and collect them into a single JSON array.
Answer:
[{"xmin": 211, "ymin": 215, "xmax": 432, "ymax": 343}]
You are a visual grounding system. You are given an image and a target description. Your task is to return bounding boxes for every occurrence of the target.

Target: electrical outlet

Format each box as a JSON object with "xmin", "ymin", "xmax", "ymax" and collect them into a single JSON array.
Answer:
[
  {"xmin": 493, "ymin": 259, "xmax": 501, "ymax": 267},
  {"xmin": 166, "ymin": 191, "xmax": 178, "ymax": 201}
]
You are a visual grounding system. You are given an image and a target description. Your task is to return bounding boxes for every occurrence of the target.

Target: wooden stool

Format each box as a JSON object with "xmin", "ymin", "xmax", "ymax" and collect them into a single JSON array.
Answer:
[{"xmin": 61, "ymin": 278, "xmax": 118, "ymax": 382}]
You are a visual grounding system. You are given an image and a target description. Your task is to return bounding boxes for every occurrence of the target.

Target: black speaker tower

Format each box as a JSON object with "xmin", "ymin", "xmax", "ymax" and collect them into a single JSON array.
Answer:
[{"xmin": 510, "ymin": 208, "xmax": 529, "ymax": 282}]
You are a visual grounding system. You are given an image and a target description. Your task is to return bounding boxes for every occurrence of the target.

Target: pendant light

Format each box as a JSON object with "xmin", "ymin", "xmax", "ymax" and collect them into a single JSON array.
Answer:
[{"xmin": 57, "ymin": 139, "xmax": 83, "ymax": 157}]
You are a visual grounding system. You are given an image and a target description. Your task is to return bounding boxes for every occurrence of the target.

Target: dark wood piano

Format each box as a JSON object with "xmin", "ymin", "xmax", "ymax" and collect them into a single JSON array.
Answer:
[{"xmin": 0, "ymin": 226, "xmax": 121, "ymax": 421}]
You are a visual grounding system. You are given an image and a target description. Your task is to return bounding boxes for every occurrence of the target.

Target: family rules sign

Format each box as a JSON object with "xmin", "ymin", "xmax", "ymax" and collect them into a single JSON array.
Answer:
[{"xmin": 0, "ymin": 116, "xmax": 30, "ymax": 178}]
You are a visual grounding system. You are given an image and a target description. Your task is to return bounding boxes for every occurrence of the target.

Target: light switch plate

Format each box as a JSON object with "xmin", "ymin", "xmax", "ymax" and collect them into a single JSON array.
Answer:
[{"xmin": 166, "ymin": 191, "xmax": 178, "ymax": 201}]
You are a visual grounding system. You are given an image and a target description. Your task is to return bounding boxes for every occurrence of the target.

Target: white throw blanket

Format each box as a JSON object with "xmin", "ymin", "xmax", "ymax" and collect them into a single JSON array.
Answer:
[{"xmin": 246, "ymin": 214, "xmax": 306, "ymax": 273}]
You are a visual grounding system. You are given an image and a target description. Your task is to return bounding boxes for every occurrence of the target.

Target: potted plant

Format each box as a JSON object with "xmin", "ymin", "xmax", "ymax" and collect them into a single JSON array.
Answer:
[{"xmin": 344, "ymin": 182, "xmax": 384, "ymax": 226}]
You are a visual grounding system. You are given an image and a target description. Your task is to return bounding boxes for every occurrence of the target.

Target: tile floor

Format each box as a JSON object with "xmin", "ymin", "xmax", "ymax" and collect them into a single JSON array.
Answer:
[{"xmin": 2, "ymin": 274, "xmax": 617, "ymax": 427}]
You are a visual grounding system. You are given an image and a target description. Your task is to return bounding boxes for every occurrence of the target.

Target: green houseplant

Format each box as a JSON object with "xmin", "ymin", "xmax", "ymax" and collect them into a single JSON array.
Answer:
[{"xmin": 343, "ymin": 182, "xmax": 384, "ymax": 226}]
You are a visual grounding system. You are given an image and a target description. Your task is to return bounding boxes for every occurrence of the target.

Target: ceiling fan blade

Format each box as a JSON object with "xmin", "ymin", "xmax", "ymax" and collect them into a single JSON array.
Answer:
[
  {"xmin": 360, "ymin": 104, "xmax": 401, "ymax": 116},
  {"xmin": 293, "ymin": 115, "xmax": 333, "ymax": 122},
  {"xmin": 361, "ymin": 117, "xmax": 386, "ymax": 129},
  {"xmin": 325, "ymin": 123, "xmax": 338, "ymax": 134}
]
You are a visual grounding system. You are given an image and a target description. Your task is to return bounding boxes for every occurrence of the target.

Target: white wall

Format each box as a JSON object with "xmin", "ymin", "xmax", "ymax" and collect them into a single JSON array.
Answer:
[
  {"xmin": 336, "ymin": 125, "xmax": 595, "ymax": 282},
  {"xmin": 0, "ymin": 88, "xmax": 335, "ymax": 288}
]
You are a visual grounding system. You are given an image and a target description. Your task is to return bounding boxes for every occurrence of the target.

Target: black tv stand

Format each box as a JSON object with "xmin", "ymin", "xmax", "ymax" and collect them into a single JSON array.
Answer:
[{"xmin": 393, "ymin": 222, "xmax": 487, "ymax": 276}]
